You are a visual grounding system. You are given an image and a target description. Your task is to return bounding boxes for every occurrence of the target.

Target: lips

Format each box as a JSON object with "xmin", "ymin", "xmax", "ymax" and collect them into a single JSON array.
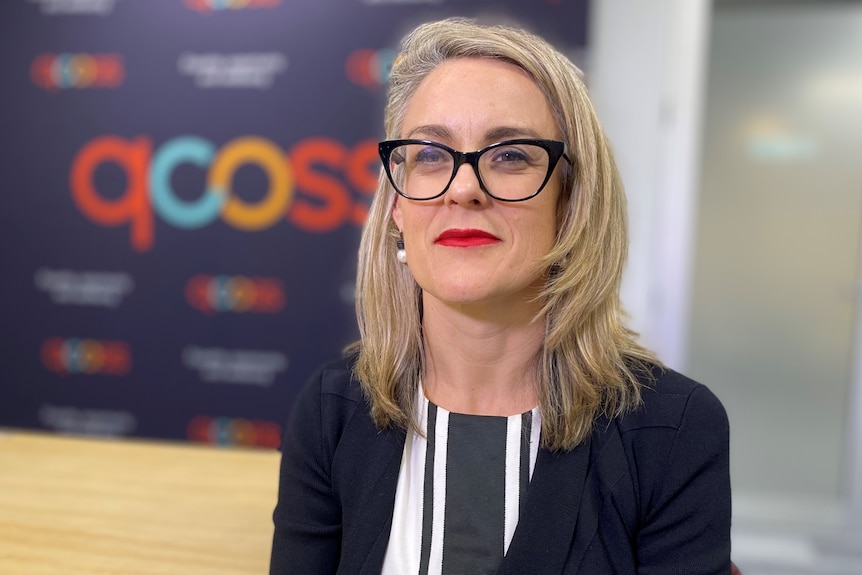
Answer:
[{"xmin": 434, "ymin": 228, "xmax": 501, "ymax": 247}]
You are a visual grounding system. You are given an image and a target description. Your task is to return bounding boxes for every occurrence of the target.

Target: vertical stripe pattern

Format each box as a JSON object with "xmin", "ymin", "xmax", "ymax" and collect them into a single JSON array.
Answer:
[
  {"xmin": 418, "ymin": 403, "xmax": 436, "ymax": 575},
  {"xmin": 504, "ymin": 414, "xmax": 522, "ymax": 547},
  {"xmin": 519, "ymin": 411, "xmax": 532, "ymax": 518},
  {"xmin": 383, "ymin": 397, "xmax": 540, "ymax": 575},
  {"xmin": 428, "ymin": 406, "xmax": 448, "ymax": 574}
]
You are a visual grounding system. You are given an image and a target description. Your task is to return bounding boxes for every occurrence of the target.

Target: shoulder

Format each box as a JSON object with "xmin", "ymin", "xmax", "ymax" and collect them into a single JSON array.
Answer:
[
  {"xmin": 294, "ymin": 354, "xmax": 363, "ymax": 408},
  {"xmin": 314, "ymin": 354, "xmax": 364, "ymax": 402},
  {"xmin": 588, "ymin": 364, "xmax": 730, "ymax": 493},
  {"xmin": 616, "ymin": 363, "xmax": 728, "ymax": 435},
  {"xmin": 584, "ymin": 364, "xmax": 731, "ymax": 534},
  {"xmin": 283, "ymin": 354, "xmax": 366, "ymax": 453},
  {"xmin": 574, "ymin": 364, "xmax": 733, "ymax": 572},
  {"xmin": 613, "ymin": 366, "xmax": 732, "ymax": 568},
  {"xmin": 595, "ymin": 364, "xmax": 730, "ymax": 509}
]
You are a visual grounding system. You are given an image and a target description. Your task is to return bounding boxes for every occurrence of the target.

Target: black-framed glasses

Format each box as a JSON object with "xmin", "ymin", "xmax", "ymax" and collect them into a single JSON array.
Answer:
[{"xmin": 378, "ymin": 138, "xmax": 570, "ymax": 202}]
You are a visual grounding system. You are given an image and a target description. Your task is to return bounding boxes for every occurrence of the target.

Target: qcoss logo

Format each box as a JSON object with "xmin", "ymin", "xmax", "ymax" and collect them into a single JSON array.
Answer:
[{"xmin": 70, "ymin": 135, "xmax": 378, "ymax": 251}]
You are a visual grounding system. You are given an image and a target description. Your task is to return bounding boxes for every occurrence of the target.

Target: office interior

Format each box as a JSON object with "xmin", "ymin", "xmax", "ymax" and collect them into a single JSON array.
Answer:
[
  {"xmin": 593, "ymin": 1, "xmax": 862, "ymax": 573},
  {"xmin": 1, "ymin": 0, "xmax": 861, "ymax": 573}
]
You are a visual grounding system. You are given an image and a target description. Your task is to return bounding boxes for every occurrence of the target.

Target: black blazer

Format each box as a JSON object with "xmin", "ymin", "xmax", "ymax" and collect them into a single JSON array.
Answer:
[{"xmin": 270, "ymin": 356, "xmax": 731, "ymax": 574}]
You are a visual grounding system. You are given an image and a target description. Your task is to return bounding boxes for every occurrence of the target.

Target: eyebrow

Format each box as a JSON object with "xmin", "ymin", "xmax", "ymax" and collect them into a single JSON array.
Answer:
[
  {"xmin": 484, "ymin": 126, "xmax": 544, "ymax": 142},
  {"xmin": 405, "ymin": 125, "xmax": 453, "ymax": 141},
  {"xmin": 404, "ymin": 125, "xmax": 546, "ymax": 146}
]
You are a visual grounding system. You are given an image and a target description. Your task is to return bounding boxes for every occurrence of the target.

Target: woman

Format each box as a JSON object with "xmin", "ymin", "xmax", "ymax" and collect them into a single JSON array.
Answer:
[{"xmin": 271, "ymin": 18, "xmax": 732, "ymax": 575}]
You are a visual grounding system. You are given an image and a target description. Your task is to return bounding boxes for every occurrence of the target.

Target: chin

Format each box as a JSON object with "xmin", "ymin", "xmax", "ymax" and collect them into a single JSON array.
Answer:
[
  {"xmin": 424, "ymin": 284, "xmax": 532, "ymax": 309},
  {"xmin": 422, "ymin": 284, "xmax": 487, "ymax": 304}
]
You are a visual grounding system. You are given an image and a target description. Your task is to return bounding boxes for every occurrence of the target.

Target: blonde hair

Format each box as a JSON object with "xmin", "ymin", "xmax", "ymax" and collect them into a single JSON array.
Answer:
[{"xmin": 351, "ymin": 17, "xmax": 657, "ymax": 451}]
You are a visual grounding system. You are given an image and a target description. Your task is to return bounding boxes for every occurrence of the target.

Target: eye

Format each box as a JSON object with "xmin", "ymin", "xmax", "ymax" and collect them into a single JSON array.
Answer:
[
  {"xmin": 411, "ymin": 146, "xmax": 447, "ymax": 165},
  {"xmin": 494, "ymin": 148, "xmax": 530, "ymax": 163},
  {"xmin": 486, "ymin": 144, "xmax": 543, "ymax": 170}
]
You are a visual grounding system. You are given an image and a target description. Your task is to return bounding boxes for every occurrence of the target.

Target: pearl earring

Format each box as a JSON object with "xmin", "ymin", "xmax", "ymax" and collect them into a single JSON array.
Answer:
[{"xmin": 396, "ymin": 238, "xmax": 407, "ymax": 264}]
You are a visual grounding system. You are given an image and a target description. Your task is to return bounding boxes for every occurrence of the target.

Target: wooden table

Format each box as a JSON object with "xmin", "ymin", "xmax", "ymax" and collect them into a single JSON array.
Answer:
[{"xmin": 0, "ymin": 429, "xmax": 281, "ymax": 575}]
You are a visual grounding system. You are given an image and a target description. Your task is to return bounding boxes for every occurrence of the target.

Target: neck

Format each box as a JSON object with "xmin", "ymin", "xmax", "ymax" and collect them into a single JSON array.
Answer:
[{"xmin": 421, "ymin": 293, "xmax": 544, "ymax": 416}]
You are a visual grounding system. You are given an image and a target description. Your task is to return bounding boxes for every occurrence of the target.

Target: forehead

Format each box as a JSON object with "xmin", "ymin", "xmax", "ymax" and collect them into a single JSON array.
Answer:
[{"xmin": 401, "ymin": 57, "xmax": 559, "ymax": 143}]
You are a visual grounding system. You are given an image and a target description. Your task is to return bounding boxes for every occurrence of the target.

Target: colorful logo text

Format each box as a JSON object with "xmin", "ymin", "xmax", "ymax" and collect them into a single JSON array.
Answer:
[{"xmin": 71, "ymin": 135, "xmax": 378, "ymax": 251}]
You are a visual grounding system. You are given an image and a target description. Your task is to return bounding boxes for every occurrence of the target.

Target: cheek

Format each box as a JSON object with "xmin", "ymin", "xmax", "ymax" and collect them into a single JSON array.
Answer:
[
  {"xmin": 393, "ymin": 202, "xmax": 435, "ymax": 242},
  {"xmin": 529, "ymin": 222, "xmax": 557, "ymax": 256},
  {"xmin": 523, "ymin": 198, "xmax": 559, "ymax": 240},
  {"xmin": 521, "ymin": 211, "xmax": 560, "ymax": 262}
]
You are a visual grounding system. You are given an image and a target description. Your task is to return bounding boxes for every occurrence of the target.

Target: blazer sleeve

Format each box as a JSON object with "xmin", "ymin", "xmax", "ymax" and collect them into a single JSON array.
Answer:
[
  {"xmin": 270, "ymin": 368, "xmax": 343, "ymax": 575},
  {"xmin": 635, "ymin": 383, "xmax": 732, "ymax": 575}
]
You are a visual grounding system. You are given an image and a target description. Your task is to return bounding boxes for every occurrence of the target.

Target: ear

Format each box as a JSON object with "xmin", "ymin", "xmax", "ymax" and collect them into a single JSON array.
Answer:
[{"xmin": 391, "ymin": 194, "xmax": 403, "ymax": 232}]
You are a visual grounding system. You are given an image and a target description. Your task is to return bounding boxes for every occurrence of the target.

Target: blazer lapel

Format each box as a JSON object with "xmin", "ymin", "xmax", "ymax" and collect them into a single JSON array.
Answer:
[
  {"xmin": 356, "ymin": 426, "xmax": 403, "ymax": 575},
  {"xmin": 330, "ymin": 401, "xmax": 405, "ymax": 575},
  {"xmin": 497, "ymin": 434, "xmax": 593, "ymax": 574}
]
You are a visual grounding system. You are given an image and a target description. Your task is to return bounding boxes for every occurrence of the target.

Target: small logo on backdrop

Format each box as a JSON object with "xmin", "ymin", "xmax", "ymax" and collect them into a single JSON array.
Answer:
[
  {"xmin": 187, "ymin": 416, "xmax": 281, "ymax": 448},
  {"xmin": 35, "ymin": 268, "xmax": 134, "ymax": 307},
  {"xmin": 178, "ymin": 52, "xmax": 287, "ymax": 89},
  {"xmin": 41, "ymin": 337, "xmax": 132, "ymax": 375},
  {"xmin": 360, "ymin": 0, "xmax": 442, "ymax": 5},
  {"xmin": 345, "ymin": 48, "xmax": 396, "ymax": 89},
  {"xmin": 182, "ymin": 346, "xmax": 287, "ymax": 386},
  {"xmin": 31, "ymin": 53, "xmax": 124, "ymax": 91},
  {"xmin": 184, "ymin": 0, "xmax": 281, "ymax": 13},
  {"xmin": 39, "ymin": 405, "xmax": 136, "ymax": 437},
  {"xmin": 185, "ymin": 275, "xmax": 285, "ymax": 314},
  {"xmin": 29, "ymin": 0, "xmax": 120, "ymax": 15}
]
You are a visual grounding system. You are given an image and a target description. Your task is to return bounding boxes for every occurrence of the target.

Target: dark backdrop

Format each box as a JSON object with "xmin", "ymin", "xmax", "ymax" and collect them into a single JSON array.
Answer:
[{"xmin": 0, "ymin": 0, "xmax": 588, "ymax": 447}]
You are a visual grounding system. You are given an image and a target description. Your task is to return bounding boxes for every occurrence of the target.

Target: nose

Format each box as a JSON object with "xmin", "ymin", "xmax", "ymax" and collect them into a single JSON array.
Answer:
[{"xmin": 444, "ymin": 162, "xmax": 487, "ymax": 206}]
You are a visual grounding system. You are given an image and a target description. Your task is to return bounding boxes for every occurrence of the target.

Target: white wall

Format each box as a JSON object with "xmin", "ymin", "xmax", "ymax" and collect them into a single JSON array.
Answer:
[{"xmin": 588, "ymin": 0, "xmax": 711, "ymax": 370}]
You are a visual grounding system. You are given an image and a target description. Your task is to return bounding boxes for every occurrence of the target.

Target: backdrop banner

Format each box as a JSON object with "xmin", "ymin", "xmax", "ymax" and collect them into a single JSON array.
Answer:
[{"xmin": 0, "ymin": 0, "xmax": 588, "ymax": 447}]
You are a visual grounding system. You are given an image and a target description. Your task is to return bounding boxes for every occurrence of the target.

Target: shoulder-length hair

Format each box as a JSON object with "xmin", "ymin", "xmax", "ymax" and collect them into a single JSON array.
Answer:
[{"xmin": 351, "ymin": 17, "xmax": 657, "ymax": 451}]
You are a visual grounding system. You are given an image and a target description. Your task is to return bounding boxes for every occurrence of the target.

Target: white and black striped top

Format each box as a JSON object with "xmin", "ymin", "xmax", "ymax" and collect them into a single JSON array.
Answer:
[{"xmin": 382, "ymin": 392, "xmax": 541, "ymax": 575}]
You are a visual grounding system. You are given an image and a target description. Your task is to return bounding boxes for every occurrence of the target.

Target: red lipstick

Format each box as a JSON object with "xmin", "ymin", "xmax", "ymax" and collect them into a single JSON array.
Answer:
[{"xmin": 434, "ymin": 228, "xmax": 501, "ymax": 247}]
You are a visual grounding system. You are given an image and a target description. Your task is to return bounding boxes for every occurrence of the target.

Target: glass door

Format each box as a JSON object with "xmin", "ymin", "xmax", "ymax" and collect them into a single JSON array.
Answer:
[{"xmin": 688, "ymin": 1, "xmax": 862, "ymax": 569}]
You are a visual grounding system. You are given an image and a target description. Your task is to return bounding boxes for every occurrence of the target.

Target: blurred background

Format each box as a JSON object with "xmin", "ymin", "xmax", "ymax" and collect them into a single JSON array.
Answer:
[{"xmin": 0, "ymin": 0, "xmax": 860, "ymax": 573}]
